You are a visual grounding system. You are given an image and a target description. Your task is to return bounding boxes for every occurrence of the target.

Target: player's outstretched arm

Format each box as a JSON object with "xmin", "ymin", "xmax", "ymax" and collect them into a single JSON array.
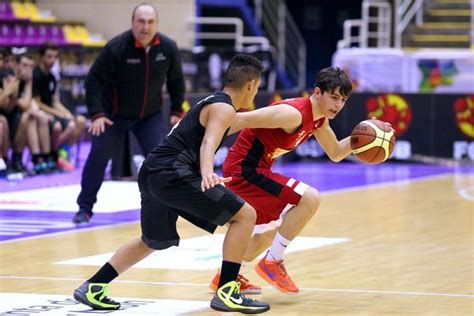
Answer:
[
  {"xmin": 313, "ymin": 119, "xmax": 352, "ymax": 162},
  {"xmin": 228, "ymin": 104, "xmax": 302, "ymax": 134},
  {"xmin": 200, "ymin": 102, "xmax": 234, "ymax": 191}
]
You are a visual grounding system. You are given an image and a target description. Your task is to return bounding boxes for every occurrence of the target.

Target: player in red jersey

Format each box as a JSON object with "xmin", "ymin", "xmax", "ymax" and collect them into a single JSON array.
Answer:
[{"xmin": 209, "ymin": 67, "xmax": 353, "ymax": 294}]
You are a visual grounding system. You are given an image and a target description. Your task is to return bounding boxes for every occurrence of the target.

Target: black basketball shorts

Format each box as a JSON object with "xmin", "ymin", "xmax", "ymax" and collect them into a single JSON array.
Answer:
[{"xmin": 138, "ymin": 166, "xmax": 245, "ymax": 250}]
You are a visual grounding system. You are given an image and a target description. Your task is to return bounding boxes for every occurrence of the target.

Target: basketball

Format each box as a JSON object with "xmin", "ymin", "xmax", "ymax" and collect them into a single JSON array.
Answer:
[{"xmin": 350, "ymin": 119, "xmax": 396, "ymax": 164}]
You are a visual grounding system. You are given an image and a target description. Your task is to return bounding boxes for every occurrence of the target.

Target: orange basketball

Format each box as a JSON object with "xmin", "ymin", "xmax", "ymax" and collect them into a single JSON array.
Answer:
[{"xmin": 350, "ymin": 119, "xmax": 396, "ymax": 164}]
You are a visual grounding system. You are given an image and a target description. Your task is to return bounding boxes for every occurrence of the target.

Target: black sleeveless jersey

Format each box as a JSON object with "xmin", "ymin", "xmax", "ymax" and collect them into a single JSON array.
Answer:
[{"xmin": 144, "ymin": 92, "xmax": 234, "ymax": 172}]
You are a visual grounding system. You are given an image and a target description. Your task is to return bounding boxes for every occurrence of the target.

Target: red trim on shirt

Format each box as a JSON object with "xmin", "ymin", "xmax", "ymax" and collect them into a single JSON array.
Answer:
[{"xmin": 134, "ymin": 34, "xmax": 160, "ymax": 48}]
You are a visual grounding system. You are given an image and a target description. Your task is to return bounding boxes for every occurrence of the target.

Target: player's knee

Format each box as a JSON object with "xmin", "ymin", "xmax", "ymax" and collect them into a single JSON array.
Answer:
[
  {"xmin": 238, "ymin": 203, "xmax": 257, "ymax": 225},
  {"xmin": 302, "ymin": 187, "xmax": 321, "ymax": 214},
  {"xmin": 53, "ymin": 122, "xmax": 62, "ymax": 132},
  {"xmin": 76, "ymin": 115, "xmax": 87, "ymax": 127},
  {"xmin": 24, "ymin": 112, "xmax": 33, "ymax": 122},
  {"xmin": 39, "ymin": 112, "xmax": 49, "ymax": 123},
  {"xmin": 68, "ymin": 120, "xmax": 76, "ymax": 130}
]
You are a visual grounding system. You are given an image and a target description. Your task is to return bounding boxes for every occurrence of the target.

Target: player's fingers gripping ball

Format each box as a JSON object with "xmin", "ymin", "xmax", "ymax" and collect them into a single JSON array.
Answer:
[{"xmin": 350, "ymin": 119, "xmax": 396, "ymax": 164}]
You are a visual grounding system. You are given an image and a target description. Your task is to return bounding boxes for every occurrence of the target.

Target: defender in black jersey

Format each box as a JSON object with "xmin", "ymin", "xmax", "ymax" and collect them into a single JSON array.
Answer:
[{"xmin": 74, "ymin": 54, "xmax": 270, "ymax": 314}]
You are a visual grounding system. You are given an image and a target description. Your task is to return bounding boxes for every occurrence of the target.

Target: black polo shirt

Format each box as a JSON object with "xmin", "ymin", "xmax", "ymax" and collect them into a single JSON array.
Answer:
[{"xmin": 33, "ymin": 66, "xmax": 57, "ymax": 107}]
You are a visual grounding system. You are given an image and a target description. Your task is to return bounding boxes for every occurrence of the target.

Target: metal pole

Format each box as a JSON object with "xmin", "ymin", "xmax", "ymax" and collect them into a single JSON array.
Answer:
[
  {"xmin": 471, "ymin": 0, "xmax": 474, "ymax": 48},
  {"xmin": 254, "ymin": 0, "xmax": 263, "ymax": 28},
  {"xmin": 395, "ymin": 0, "xmax": 401, "ymax": 48},
  {"xmin": 416, "ymin": 0, "xmax": 423, "ymax": 26},
  {"xmin": 277, "ymin": 0, "xmax": 286, "ymax": 69},
  {"xmin": 299, "ymin": 46, "xmax": 306, "ymax": 90}
]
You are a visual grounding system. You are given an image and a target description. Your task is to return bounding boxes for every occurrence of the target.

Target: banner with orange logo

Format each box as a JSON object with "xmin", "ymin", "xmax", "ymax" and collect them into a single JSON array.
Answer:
[{"xmin": 333, "ymin": 49, "xmax": 474, "ymax": 94}]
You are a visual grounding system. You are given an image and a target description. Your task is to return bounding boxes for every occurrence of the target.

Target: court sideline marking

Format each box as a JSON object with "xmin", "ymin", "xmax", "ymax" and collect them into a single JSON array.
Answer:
[
  {"xmin": 458, "ymin": 186, "xmax": 474, "ymax": 201},
  {"xmin": 0, "ymin": 275, "xmax": 472, "ymax": 298},
  {"xmin": 321, "ymin": 172, "xmax": 453, "ymax": 196},
  {"xmin": 0, "ymin": 173, "xmax": 462, "ymax": 246}
]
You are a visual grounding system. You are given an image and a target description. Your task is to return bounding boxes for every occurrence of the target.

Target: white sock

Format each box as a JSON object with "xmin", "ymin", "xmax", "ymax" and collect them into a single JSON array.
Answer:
[{"xmin": 266, "ymin": 232, "xmax": 291, "ymax": 262}]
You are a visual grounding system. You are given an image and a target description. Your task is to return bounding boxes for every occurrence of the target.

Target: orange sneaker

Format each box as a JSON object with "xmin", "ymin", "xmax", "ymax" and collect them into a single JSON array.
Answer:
[
  {"xmin": 57, "ymin": 157, "xmax": 75, "ymax": 172},
  {"xmin": 209, "ymin": 270, "xmax": 262, "ymax": 294},
  {"xmin": 255, "ymin": 256, "xmax": 299, "ymax": 293}
]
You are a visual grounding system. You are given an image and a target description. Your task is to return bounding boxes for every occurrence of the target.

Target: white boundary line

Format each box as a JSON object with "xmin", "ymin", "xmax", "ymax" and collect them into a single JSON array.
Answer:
[
  {"xmin": 458, "ymin": 186, "xmax": 474, "ymax": 201},
  {"xmin": 0, "ymin": 172, "xmax": 462, "ymax": 245},
  {"xmin": 0, "ymin": 275, "xmax": 472, "ymax": 298},
  {"xmin": 0, "ymin": 220, "xmax": 139, "ymax": 245},
  {"xmin": 321, "ymin": 173, "xmax": 452, "ymax": 196}
]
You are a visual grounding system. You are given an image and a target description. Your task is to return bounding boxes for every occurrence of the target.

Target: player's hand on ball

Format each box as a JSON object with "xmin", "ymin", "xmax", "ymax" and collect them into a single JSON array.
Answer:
[
  {"xmin": 371, "ymin": 117, "xmax": 395, "ymax": 132},
  {"xmin": 201, "ymin": 171, "xmax": 232, "ymax": 191}
]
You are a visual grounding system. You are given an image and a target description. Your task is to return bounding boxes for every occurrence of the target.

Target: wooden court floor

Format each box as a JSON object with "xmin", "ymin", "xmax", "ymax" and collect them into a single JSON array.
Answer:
[{"xmin": 0, "ymin": 173, "xmax": 473, "ymax": 315}]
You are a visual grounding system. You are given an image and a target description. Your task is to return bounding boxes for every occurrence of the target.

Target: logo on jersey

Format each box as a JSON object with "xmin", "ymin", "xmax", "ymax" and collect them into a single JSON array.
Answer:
[
  {"xmin": 196, "ymin": 95, "xmax": 215, "ymax": 106},
  {"xmin": 269, "ymin": 148, "xmax": 291, "ymax": 159},
  {"xmin": 126, "ymin": 58, "xmax": 141, "ymax": 64},
  {"xmin": 294, "ymin": 130, "xmax": 307, "ymax": 147},
  {"xmin": 155, "ymin": 53, "xmax": 167, "ymax": 61}
]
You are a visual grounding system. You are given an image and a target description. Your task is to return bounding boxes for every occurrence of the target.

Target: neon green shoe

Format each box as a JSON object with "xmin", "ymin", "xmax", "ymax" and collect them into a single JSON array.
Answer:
[
  {"xmin": 210, "ymin": 280, "xmax": 270, "ymax": 314},
  {"xmin": 73, "ymin": 282, "xmax": 120, "ymax": 310}
]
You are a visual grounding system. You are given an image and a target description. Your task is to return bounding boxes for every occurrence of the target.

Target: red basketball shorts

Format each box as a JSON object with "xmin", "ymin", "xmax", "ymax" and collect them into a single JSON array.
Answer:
[{"xmin": 224, "ymin": 168, "xmax": 308, "ymax": 234}]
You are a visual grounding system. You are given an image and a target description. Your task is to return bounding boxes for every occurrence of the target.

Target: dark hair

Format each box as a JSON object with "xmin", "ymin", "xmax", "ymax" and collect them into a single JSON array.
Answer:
[
  {"xmin": 15, "ymin": 53, "xmax": 34, "ymax": 64},
  {"xmin": 132, "ymin": 3, "xmax": 158, "ymax": 20},
  {"xmin": 223, "ymin": 54, "xmax": 264, "ymax": 89},
  {"xmin": 39, "ymin": 41, "xmax": 59, "ymax": 56},
  {"xmin": 314, "ymin": 67, "xmax": 352, "ymax": 98}
]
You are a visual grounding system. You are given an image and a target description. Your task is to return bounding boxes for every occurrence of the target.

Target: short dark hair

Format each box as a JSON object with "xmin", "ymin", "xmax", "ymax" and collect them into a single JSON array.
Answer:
[
  {"xmin": 315, "ymin": 67, "xmax": 352, "ymax": 98},
  {"xmin": 132, "ymin": 3, "xmax": 158, "ymax": 20},
  {"xmin": 224, "ymin": 54, "xmax": 264, "ymax": 89},
  {"xmin": 39, "ymin": 41, "xmax": 59, "ymax": 56},
  {"xmin": 16, "ymin": 53, "xmax": 34, "ymax": 64}
]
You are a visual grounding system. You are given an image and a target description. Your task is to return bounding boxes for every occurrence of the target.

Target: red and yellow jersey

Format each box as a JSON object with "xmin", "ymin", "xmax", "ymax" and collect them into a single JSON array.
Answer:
[{"xmin": 224, "ymin": 97, "xmax": 325, "ymax": 173}]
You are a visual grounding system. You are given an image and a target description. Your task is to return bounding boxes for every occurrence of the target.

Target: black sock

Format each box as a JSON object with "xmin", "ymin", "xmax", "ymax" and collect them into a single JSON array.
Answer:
[
  {"xmin": 51, "ymin": 151, "xmax": 58, "ymax": 162},
  {"xmin": 12, "ymin": 153, "xmax": 22, "ymax": 164},
  {"xmin": 88, "ymin": 262, "xmax": 119, "ymax": 284},
  {"xmin": 218, "ymin": 260, "xmax": 241, "ymax": 288},
  {"xmin": 42, "ymin": 153, "xmax": 52, "ymax": 162},
  {"xmin": 32, "ymin": 154, "xmax": 42, "ymax": 165}
]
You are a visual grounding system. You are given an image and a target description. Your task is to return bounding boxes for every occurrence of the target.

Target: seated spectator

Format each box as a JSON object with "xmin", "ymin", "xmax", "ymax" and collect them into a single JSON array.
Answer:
[
  {"xmin": 0, "ymin": 110, "xmax": 8, "ymax": 178},
  {"xmin": 1, "ymin": 54, "xmax": 57, "ymax": 176},
  {"xmin": 33, "ymin": 42, "xmax": 86, "ymax": 171},
  {"xmin": 0, "ymin": 49, "xmax": 19, "ymax": 179},
  {"xmin": 2, "ymin": 49, "xmax": 16, "ymax": 72}
]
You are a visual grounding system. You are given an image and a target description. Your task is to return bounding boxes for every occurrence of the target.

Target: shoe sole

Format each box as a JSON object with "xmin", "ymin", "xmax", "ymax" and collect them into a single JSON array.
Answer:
[
  {"xmin": 72, "ymin": 213, "xmax": 93, "ymax": 224},
  {"xmin": 209, "ymin": 284, "xmax": 262, "ymax": 295},
  {"xmin": 73, "ymin": 290, "xmax": 119, "ymax": 310},
  {"xmin": 73, "ymin": 220, "xmax": 90, "ymax": 224},
  {"xmin": 255, "ymin": 264, "xmax": 299, "ymax": 294},
  {"xmin": 210, "ymin": 299, "xmax": 270, "ymax": 314}
]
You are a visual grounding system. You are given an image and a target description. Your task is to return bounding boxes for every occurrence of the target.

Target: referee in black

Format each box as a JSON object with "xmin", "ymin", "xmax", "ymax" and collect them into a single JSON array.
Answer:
[{"xmin": 73, "ymin": 3, "xmax": 185, "ymax": 223}]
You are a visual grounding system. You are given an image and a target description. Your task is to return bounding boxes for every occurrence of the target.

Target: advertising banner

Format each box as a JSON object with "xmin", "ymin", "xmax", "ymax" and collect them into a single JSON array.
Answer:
[
  {"xmin": 121, "ymin": 91, "xmax": 473, "ymax": 178},
  {"xmin": 333, "ymin": 49, "xmax": 474, "ymax": 94}
]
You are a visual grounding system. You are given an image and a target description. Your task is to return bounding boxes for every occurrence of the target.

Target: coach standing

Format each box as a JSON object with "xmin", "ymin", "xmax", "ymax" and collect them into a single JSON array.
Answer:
[{"xmin": 73, "ymin": 3, "xmax": 185, "ymax": 223}]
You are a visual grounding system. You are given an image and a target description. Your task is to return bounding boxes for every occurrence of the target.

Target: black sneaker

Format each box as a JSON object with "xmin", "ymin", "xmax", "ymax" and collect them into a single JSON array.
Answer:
[
  {"xmin": 73, "ymin": 282, "xmax": 120, "ymax": 310},
  {"xmin": 73, "ymin": 209, "xmax": 93, "ymax": 224},
  {"xmin": 13, "ymin": 160, "xmax": 32, "ymax": 176},
  {"xmin": 210, "ymin": 280, "xmax": 270, "ymax": 314},
  {"xmin": 33, "ymin": 161, "xmax": 49, "ymax": 175},
  {"xmin": 46, "ymin": 158, "xmax": 62, "ymax": 173},
  {"xmin": 6, "ymin": 165, "xmax": 23, "ymax": 182}
]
